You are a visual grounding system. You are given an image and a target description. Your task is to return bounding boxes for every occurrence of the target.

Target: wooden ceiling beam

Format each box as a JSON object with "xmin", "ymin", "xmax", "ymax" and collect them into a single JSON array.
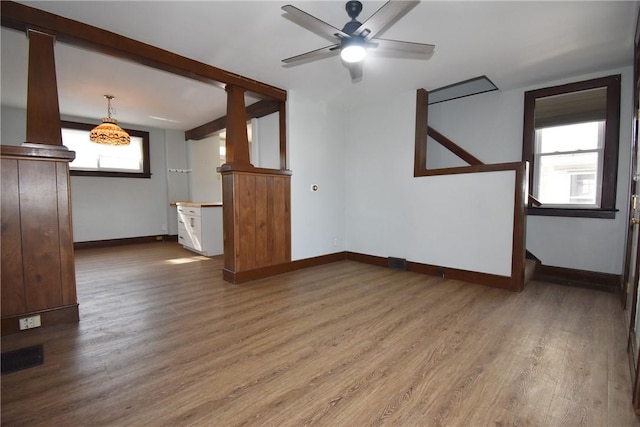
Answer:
[
  {"xmin": 0, "ymin": 1, "xmax": 287, "ymax": 102},
  {"xmin": 185, "ymin": 100, "xmax": 281, "ymax": 141}
]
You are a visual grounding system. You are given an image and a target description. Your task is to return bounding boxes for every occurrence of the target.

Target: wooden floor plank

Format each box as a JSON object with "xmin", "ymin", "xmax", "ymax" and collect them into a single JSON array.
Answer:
[{"xmin": 1, "ymin": 242, "xmax": 638, "ymax": 426}]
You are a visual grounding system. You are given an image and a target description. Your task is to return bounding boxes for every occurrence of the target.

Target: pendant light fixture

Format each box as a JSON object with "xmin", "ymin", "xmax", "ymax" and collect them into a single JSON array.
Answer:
[{"xmin": 89, "ymin": 95, "xmax": 130, "ymax": 146}]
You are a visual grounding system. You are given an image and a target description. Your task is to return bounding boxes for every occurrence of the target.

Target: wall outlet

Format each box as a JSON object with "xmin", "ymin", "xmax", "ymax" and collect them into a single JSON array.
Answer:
[
  {"xmin": 333, "ymin": 237, "xmax": 339, "ymax": 246},
  {"xmin": 19, "ymin": 315, "xmax": 41, "ymax": 330}
]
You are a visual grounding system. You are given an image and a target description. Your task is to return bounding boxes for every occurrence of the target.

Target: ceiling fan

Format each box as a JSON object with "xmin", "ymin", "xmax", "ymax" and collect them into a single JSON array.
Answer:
[{"xmin": 281, "ymin": 0, "xmax": 435, "ymax": 81}]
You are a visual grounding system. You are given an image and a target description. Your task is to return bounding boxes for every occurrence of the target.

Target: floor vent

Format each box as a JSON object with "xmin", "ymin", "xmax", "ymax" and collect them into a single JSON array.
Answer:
[
  {"xmin": 388, "ymin": 257, "xmax": 407, "ymax": 270},
  {"xmin": 1, "ymin": 344, "xmax": 44, "ymax": 375}
]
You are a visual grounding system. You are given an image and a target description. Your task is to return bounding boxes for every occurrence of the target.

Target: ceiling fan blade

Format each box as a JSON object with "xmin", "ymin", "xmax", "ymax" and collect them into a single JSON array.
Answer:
[
  {"xmin": 282, "ymin": 44, "xmax": 340, "ymax": 65},
  {"xmin": 347, "ymin": 61, "xmax": 363, "ymax": 82},
  {"xmin": 354, "ymin": 1, "xmax": 419, "ymax": 39},
  {"xmin": 372, "ymin": 38, "xmax": 435, "ymax": 56},
  {"xmin": 282, "ymin": 5, "xmax": 349, "ymax": 43}
]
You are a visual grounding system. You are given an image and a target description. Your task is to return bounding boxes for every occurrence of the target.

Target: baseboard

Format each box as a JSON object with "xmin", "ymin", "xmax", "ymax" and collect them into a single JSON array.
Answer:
[
  {"xmin": 74, "ymin": 235, "xmax": 175, "ymax": 250},
  {"xmin": 345, "ymin": 252, "xmax": 517, "ymax": 291},
  {"xmin": 1, "ymin": 304, "xmax": 79, "ymax": 336},
  {"xmin": 534, "ymin": 264, "xmax": 620, "ymax": 293},
  {"xmin": 223, "ymin": 252, "xmax": 348, "ymax": 284}
]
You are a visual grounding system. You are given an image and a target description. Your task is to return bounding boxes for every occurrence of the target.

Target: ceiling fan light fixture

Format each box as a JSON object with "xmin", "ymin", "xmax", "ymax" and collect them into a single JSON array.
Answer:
[
  {"xmin": 90, "ymin": 95, "xmax": 130, "ymax": 146},
  {"xmin": 341, "ymin": 43, "xmax": 366, "ymax": 63}
]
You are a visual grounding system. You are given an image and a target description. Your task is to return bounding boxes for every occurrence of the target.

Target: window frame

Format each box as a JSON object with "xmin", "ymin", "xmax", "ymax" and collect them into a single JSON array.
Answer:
[
  {"xmin": 522, "ymin": 74, "xmax": 621, "ymax": 218},
  {"xmin": 61, "ymin": 120, "xmax": 151, "ymax": 178}
]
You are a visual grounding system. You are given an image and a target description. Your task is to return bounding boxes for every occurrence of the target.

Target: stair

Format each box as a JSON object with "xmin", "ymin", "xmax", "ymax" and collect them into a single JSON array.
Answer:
[{"xmin": 524, "ymin": 258, "xmax": 538, "ymax": 287}]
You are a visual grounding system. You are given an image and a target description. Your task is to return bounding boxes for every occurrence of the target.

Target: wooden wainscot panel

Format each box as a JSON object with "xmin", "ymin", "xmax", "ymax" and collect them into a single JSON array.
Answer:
[
  {"xmin": 1, "ymin": 158, "xmax": 26, "ymax": 316},
  {"xmin": 1, "ymin": 145, "xmax": 79, "ymax": 335},
  {"xmin": 220, "ymin": 166, "xmax": 292, "ymax": 283}
]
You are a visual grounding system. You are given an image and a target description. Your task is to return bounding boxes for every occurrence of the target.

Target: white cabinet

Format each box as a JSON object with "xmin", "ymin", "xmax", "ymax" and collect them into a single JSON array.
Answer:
[{"xmin": 177, "ymin": 204, "xmax": 223, "ymax": 256}]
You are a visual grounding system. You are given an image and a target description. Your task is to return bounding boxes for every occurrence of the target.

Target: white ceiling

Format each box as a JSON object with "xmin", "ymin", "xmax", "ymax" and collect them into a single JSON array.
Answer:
[{"xmin": 1, "ymin": 1, "xmax": 638, "ymax": 132}]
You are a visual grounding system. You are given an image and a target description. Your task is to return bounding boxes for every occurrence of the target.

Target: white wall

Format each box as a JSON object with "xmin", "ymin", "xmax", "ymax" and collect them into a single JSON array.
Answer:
[
  {"xmin": 189, "ymin": 134, "xmax": 222, "ymax": 203},
  {"xmin": 252, "ymin": 112, "xmax": 280, "ymax": 169},
  {"xmin": 0, "ymin": 105, "xmax": 25, "ymax": 146},
  {"xmin": 0, "ymin": 106, "xmax": 187, "ymax": 243},
  {"xmin": 165, "ymin": 129, "xmax": 190, "ymax": 235},
  {"xmin": 427, "ymin": 66, "xmax": 633, "ymax": 274},
  {"xmin": 343, "ymin": 90, "xmax": 516, "ymax": 276},
  {"xmin": 288, "ymin": 91, "xmax": 346, "ymax": 260}
]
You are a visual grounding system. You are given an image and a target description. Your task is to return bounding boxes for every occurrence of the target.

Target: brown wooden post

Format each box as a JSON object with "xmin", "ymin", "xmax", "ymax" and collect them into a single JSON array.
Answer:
[
  {"xmin": 223, "ymin": 84, "xmax": 252, "ymax": 167},
  {"xmin": 414, "ymin": 89, "xmax": 428, "ymax": 176},
  {"xmin": 25, "ymin": 29, "xmax": 63, "ymax": 146},
  {"xmin": 219, "ymin": 87, "xmax": 291, "ymax": 284},
  {"xmin": 1, "ymin": 28, "xmax": 79, "ymax": 334}
]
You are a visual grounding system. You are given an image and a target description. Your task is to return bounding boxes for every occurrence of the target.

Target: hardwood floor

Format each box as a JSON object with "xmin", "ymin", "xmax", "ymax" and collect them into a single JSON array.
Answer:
[{"xmin": 2, "ymin": 242, "xmax": 638, "ymax": 426}]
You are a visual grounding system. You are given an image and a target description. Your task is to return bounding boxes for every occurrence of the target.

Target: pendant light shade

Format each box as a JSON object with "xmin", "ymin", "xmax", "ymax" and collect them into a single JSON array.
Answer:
[{"xmin": 90, "ymin": 95, "xmax": 130, "ymax": 146}]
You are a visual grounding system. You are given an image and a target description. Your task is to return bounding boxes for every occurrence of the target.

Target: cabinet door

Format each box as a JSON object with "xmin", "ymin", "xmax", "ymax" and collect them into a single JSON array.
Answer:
[{"xmin": 187, "ymin": 216, "xmax": 202, "ymax": 251}]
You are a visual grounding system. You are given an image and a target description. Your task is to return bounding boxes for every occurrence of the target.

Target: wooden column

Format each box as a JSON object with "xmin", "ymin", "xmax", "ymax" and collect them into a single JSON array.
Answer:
[
  {"xmin": 1, "ymin": 28, "xmax": 78, "ymax": 334},
  {"xmin": 223, "ymin": 84, "xmax": 252, "ymax": 167},
  {"xmin": 218, "ymin": 87, "xmax": 291, "ymax": 284},
  {"xmin": 220, "ymin": 168, "xmax": 292, "ymax": 284},
  {"xmin": 26, "ymin": 29, "xmax": 63, "ymax": 146}
]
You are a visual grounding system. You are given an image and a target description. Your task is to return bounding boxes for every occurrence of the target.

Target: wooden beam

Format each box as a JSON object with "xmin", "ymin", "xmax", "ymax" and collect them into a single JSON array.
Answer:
[
  {"xmin": 223, "ymin": 85, "xmax": 251, "ymax": 166},
  {"xmin": 1, "ymin": 1, "xmax": 286, "ymax": 102},
  {"xmin": 26, "ymin": 30, "xmax": 62, "ymax": 145},
  {"xmin": 278, "ymin": 100, "xmax": 287, "ymax": 170},
  {"xmin": 427, "ymin": 126, "xmax": 484, "ymax": 166},
  {"xmin": 185, "ymin": 100, "xmax": 280, "ymax": 141},
  {"xmin": 413, "ymin": 89, "xmax": 428, "ymax": 176}
]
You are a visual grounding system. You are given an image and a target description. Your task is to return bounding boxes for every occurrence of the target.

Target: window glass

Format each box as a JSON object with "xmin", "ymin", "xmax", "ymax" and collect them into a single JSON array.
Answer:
[
  {"xmin": 61, "ymin": 121, "xmax": 150, "ymax": 178},
  {"xmin": 63, "ymin": 128, "xmax": 144, "ymax": 173},
  {"xmin": 534, "ymin": 121, "xmax": 604, "ymax": 207}
]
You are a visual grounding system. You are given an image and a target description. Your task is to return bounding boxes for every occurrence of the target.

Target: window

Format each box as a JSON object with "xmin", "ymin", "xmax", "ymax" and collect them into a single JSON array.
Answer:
[
  {"xmin": 534, "ymin": 121, "xmax": 604, "ymax": 206},
  {"xmin": 523, "ymin": 75, "xmax": 621, "ymax": 218},
  {"xmin": 61, "ymin": 121, "xmax": 150, "ymax": 178}
]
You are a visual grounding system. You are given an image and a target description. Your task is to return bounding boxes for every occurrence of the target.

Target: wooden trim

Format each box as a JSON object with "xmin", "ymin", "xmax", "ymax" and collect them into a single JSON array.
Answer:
[
  {"xmin": 427, "ymin": 126, "xmax": 483, "ymax": 166},
  {"xmin": 223, "ymin": 252, "xmax": 347, "ymax": 284},
  {"xmin": 74, "ymin": 235, "xmax": 173, "ymax": 250},
  {"xmin": 602, "ymin": 75, "xmax": 621, "ymax": 209},
  {"xmin": 527, "ymin": 207, "xmax": 617, "ymax": 219},
  {"xmin": 345, "ymin": 252, "xmax": 515, "ymax": 291},
  {"xmin": 185, "ymin": 100, "xmax": 280, "ymax": 141},
  {"xmin": 279, "ymin": 101, "xmax": 287, "ymax": 170},
  {"xmin": 511, "ymin": 161, "xmax": 527, "ymax": 291},
  {"xmin": 345, "ymin": 252, "xmax": 388, "ymax": 267},
  {"xmin": 1, "ymin": 143, "xmax": 75, "ymax": 161},
  {"xmin": 1, "ymin": 1, "xmax": 286, "ymax": 102},
  {"xmin": 529, "ymin": 194, "xmax": 542, "ymax": 207},
  {"xmin": 218, "ymin": 164, "xmax": 292, "ymax": 175},
  {"xmin": 534, "ymin": 264, "xmax": 621, "ymax": 292},
  {"xmin": 634, "ymin": 328, "xmax": 640, "ymax": 414},
  {"xmin": 522, "ymin": 74, "xmax": 621, "ymax": 211},
  {"xmin": 631, "ymin": 7, "xmax": 640, "ymax": 414},
  {"xmin": 414, "ymin": 89, "xmax": 428, "ymax": 176},
  {"xmin": 414, "ymin": 161, "xmax": 525, "ymax": 177},
  {"xmin": 1, "ymin": 304, "xmax": 79, "ymax": 336}
]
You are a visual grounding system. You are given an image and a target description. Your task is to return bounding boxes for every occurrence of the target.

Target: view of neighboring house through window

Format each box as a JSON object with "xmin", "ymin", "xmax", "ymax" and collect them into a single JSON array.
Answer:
[
  {"xmin": 61, "ymin": 121, "xmax": 150, "ymax": 178},
  {"xmin": 534, "ymin": 120, "xmax": 605, "ymax": 206}
]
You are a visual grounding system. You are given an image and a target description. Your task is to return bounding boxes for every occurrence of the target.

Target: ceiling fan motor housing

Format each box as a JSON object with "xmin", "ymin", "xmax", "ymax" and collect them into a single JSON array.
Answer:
[{"xmin": 345, "ymin": 1, "xmax": 363, "ymax": 19}]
